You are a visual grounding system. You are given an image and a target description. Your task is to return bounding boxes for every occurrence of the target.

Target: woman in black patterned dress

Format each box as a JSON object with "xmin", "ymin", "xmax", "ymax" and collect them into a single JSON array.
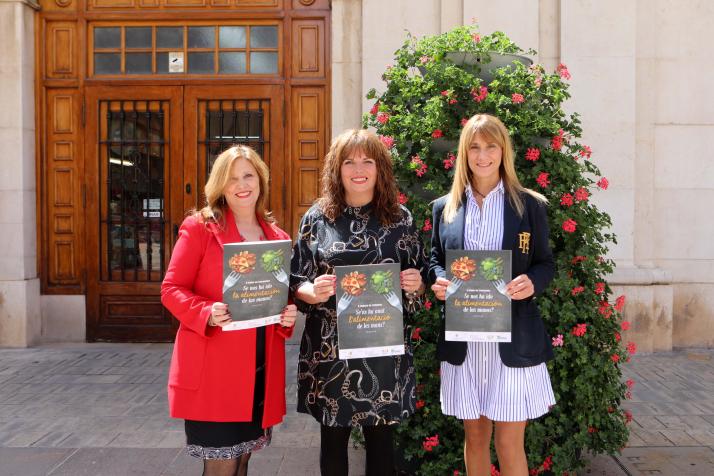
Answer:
[{"xmin": 290, "ymin": 129, "xmax": 427, "ymax": 476}]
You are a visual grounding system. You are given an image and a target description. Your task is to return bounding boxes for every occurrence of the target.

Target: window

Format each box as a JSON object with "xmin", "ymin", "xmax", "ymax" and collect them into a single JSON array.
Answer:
[{"xmin": 92, "ymin": 24, "xmax": 280, "ymax": 76}]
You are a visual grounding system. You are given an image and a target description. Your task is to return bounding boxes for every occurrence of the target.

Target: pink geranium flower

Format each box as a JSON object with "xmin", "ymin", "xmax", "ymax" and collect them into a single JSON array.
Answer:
[
  {"xmin": 557, "ymin": 63, "xmax": 572, "ymax": 80},
  {"xmin": 379, "ymin": 135, "xmax": 394, "ymax": 149},
  {"xmin": 511, "ymin": 93, "xmax": 525, "ymax": 104},
  {"xmin": 579, "ymin": 145, "xmax": 592, "ymax": 159},
  {"xmin": 471, "ymin": 86, "xmax": 488, "ymax": 103},
  {"xmin": 443, "ymin": 153, "xmax": 455, "ymax": 170},
  {"xmin": 376, "ymin": 112, "xmax": 390, "ymax": 124},
  {"xmin": 552, "ymin": 334, "xmax": 564, "ymax": 347}
]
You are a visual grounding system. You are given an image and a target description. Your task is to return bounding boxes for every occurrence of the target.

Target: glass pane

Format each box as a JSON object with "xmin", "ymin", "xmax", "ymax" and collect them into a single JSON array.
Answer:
[
  {"xmin": 188, "ymin": 52, "xmax": 214, "ymax": 74},
  {"xmin": 126, "ymin": 27, "xmax": 152, "ymax": 49},
  {"xmin": 156, "ymin": 52, "xmax": 169, "ymax": 73},
  {"xmin": 219, "ymin": 26, "xmax": 246, "ymax": 48},
  {"xmin": 250, "ymin": 52, "xmax": 278, "ymax": 74},
  {"xmin": 105, "ymin": 104, "xmax": 166, "ymax": 280},
  {"xmin": 250, "ymin": 26, "xmax": 278, "ymax": 48},
  {"xmin": 157, "ymin": 27, "xmax": 183, "ymax": 49},
  {"xmin": 94, "ymin": 53, "xmax": 121, "ymax": 75},
  {"xmin": 94, "ymin": 27, "xmax": 121, "ymax": 49},
  {"xmin": 219, "ymin": 52, "xmax": 246, "ymax": 74},
  {"xmin": 126, "ymin": 53, "xmax": 152, "ymax": 74},
  {"xmin": 188, "ymin": 26, "xmax": 215, "ymax": 49}
]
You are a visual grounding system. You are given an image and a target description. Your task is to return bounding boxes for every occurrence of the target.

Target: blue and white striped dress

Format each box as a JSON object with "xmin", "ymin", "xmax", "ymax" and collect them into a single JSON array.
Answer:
[{"xmin": 440, "ymin": 181, "xmax": 556, "ymax": 421}]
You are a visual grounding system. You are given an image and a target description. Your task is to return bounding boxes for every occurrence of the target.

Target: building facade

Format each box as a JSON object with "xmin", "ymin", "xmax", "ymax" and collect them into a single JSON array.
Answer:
[{"xmin": 1, "ymin": 0, "xmax": 712, "ymax": 350}]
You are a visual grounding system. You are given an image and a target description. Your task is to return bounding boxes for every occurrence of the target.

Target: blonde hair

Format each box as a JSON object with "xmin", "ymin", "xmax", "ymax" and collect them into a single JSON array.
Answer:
[
  {"xmin": 443, "ymin": 114, "xmax": 546, "ymax": 223},
  {"xmin": 197, "ymin": 145, "xmax": 274, "ymax": 224},
  {"xmin": 317, "ymin": 129, "xmax": 402, "ymax": 225}
]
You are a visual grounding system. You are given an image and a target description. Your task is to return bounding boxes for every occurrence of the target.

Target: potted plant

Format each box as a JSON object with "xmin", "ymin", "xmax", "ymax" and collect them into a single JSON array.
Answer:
[{"xmin": 364, "ymin": 24, "xmax": 633, "ymax": 475}]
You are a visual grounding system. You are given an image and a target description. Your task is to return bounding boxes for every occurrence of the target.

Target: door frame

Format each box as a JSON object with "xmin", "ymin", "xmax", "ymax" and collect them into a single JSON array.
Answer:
[{"xmin": 182, "ymin": 84, "xmax": 286, "ymax": 225}]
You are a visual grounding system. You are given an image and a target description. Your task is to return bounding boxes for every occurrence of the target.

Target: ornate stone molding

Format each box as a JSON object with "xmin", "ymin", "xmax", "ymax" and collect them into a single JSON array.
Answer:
[
  {"xmin": 55, "ymin": 0, "xmax": 71, "ymax": 7},
  {"xmin": 299, "ymin": 0, "xmax": 316, "ymax": 5}
]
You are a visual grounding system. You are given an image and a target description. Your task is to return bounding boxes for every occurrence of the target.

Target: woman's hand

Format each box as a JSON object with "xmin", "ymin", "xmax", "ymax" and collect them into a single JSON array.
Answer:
[
  {"xmin": 431, "ymin": 277, "xmax": 451, "ymax": 301},
  {"xmin": 506, "ymin": 274, "xmax": 534, "ymax": 300},
  {"xmin": 208, "ymin": 302, "xmax": 232, "ymax": 327},
  {"xmin": 296, "ymin": 274, "xmax": 336, "ymax": 304},
  {"xmin": 280, "ymin": 304, "xmax": 297, "ymax": 328},
  {"xmin": 400, "ymin": 268, "xmax": 424, "ymax": 294}
]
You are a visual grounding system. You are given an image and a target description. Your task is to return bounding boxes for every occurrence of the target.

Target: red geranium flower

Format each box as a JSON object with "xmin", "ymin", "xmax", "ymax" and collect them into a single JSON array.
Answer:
[
  {"xmin": 376, "ymin": 112, "xmax": 390, "ymax": 124},
  {"xmin": 597, "ymin": 177, "xmax": 609, "ymax": 190},
  {"xmin": 571, "ymin": 255, "xmax": 587, "ymax": 264},
  {"xmin": 627, "ymin": 342, "xmax": 637, "ymax": 355},
  {"xmin": 443, "ymin": 152, "xmax": 456, "ymax": 170},
  {"xmin": 614, "ymin": 331, "xmax": 621, "ymax": 342},
  {"xmin": 572, "ymin": 323, "xmax": 587, "ymax": 337},
  {"xmin": 422, "ymin": 219, "xmax": 432, "ymax": 232},
  {"xmin": 416, "ymin": 399, "xmax": 425, "ymax": 409},
  {"xmin": 422, "ymin": 434, "xmax": 439, "ymax": 452},
  {"xmin": 594, "ymin": 282, "xmax": 605, "ymax": 295},
  {"xmin": 398, "ymin": 193, "xmax": 408, "ymax": 205},
  {"xmin": 621, "ymin": 321, "xmax": 631, "ymax": 331},
  {"xmin": 511, "ymin": 93, "xmax": 525, "ymax": 104},
  {"xmin": 611, "ymin": 354, "xmax": 620, "ymax": 363},
  {"xmin": 626, "ymin": 379, "xmax": 635, "ymax": 389},
  {"xmin": 551, "ymin": 129, "xmax": 565, "ymax": 151},
  {"xmin": 471, "ymin": 86, "xmax": 488, "ymax": 102},
  {"xmin": 560, "ymin": 193, "xmax": 574, "ymax": 207},
  {"xmin": 411, "ymin": 327, "xmax": 422, "ymax": 340},
  {"xmin": 425, "ymin": 300, "xmax": 433, "ymax": 310},
  {"xmin": 574, "ymin": 187, "xmax": 590, "ymax": 202},
  {"xmin": 579, "ymin": 145, "xmax": 592, "ymax": 159},
  {"xmin": 615, "ymin": 295, "xmax": 626, "ymax": 312},
  {"xmin": 460, "ymin": 118, "xmax": 469, "ymax": 126},
  {"xmin": 370, "ymin": 102, "xmax": 379, "ymax": 116},
  {"xmin": 571, "ymin": 286, "xmax": 585, "ymax": 296},
  {"xmin": 525, "ymin": 147, "xmax": 540, "ymax": 162},
  {"xmin": 432, "ymin": 129, "xmax": 444, "ymax": 139},
  {"xmin": 562, "ymin": 219, "xmax": 577, "ymax": 233},
  {"xmin": 536, "ymin": 172, "xmax": 550, "ymax": 188}
]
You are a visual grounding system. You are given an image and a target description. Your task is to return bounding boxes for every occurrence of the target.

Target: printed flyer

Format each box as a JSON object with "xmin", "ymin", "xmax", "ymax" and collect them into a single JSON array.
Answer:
[
  {"xmin": 335, "ymin": 263, "xmax": 405, "ymax": 359},
  {"xmin": 222, "ymin": 240, "xmax": 291, "ymax": 331},
  {"xmin": 445, "ymin": 250, "xmax": 512, "ymax": 342}
]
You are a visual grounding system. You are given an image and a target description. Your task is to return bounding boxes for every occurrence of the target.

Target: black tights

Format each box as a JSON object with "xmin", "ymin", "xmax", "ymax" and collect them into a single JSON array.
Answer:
[
  {"xmin": 319, "ymin": 424, "xmax": 394, "ymax": 476},
  {"xmin": 202, "ymin": 453, "xmax": 251, "ymax": 476}
]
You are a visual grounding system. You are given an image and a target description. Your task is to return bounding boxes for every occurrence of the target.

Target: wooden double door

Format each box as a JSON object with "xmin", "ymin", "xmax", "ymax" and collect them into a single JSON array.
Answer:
[{"xmin": 84, "ymin": 84, "xmax": 284, "ymax": 341}]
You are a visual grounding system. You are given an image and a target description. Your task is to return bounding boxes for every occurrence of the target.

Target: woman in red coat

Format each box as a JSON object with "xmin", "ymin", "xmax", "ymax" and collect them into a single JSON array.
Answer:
[{"xmin": 161, "ymin": 145, "xmax": 296, "ymax": 476}]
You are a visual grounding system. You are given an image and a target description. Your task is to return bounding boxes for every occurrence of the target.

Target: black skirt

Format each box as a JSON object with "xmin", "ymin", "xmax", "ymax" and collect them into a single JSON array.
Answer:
[{"xmin": 185, "ymin": 326, "xmax": 271, "ymax": 459}]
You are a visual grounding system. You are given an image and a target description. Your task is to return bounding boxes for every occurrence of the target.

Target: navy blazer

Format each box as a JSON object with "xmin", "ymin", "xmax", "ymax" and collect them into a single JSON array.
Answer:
[{"xmin": 429, "ymin": 191, "xmax": 555, "ymax": 368}]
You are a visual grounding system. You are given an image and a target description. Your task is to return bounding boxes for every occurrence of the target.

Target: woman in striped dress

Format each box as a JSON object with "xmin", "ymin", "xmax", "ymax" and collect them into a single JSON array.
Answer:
[{"xmin": 430, "ymin": 114, "xmax": 556, "ymax": 475}]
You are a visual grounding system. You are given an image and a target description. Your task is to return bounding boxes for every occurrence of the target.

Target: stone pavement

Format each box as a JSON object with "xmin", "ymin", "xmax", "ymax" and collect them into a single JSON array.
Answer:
[{"xmin": 0, "ymin": 333, "xmax": 713, "ymax": 475}]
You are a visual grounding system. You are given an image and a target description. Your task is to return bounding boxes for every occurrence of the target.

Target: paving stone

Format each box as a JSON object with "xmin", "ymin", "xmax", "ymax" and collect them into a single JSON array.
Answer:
[
  {"xmin": 581, "ymin": 454, "xmax": 628, "ymax": 475},
  {"xmin": 618, "ymin": 446, "xmax": 714, "ymax": 476},
  {"xmin": 629, "ymin": 429, "xmax": 673, "ymax": 446},
  {"xmin": 0, "ymin": 447, "xmax": 76, "ymax": 476},
  {"xmin": 46, "ymin": 448, "xmax": 181, "ymax": 476},
  {"xmin": 685, "ymin": 430, "xmax": 714, "ymax": 446},
  {"xmin": 660, "ymin": 429, "xmax": 701, "ymax": 446}
]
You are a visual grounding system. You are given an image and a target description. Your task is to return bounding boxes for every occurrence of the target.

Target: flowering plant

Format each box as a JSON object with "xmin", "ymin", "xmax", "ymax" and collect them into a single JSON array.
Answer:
[{"xmin": 364, "ymin": 24, "xmax": 632, "ymax": 475}]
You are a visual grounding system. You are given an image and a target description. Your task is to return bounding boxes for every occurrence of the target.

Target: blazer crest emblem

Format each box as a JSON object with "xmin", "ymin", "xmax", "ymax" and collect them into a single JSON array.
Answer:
[{"xmin": 518, "ymin": 232, "xmax": 531, "ymax": 254}]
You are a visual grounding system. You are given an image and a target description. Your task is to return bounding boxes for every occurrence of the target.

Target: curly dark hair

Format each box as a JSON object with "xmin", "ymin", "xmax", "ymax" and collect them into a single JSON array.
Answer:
[{"xmin": 317, "ymin": 129, "xmax": 402, "ymax": 225}]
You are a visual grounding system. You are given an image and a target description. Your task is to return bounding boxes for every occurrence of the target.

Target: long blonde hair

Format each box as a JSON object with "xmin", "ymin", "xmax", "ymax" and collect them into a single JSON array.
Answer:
[
  {"xmin": 198, "ymin": 145, "xmax": 274, "ymax": 224},
  {"xmin": 443, "ymin": 114, "xmax": 546, "ymax": 223}
]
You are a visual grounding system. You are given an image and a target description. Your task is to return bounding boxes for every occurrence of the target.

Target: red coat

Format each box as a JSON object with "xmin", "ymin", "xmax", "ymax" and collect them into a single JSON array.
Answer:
[{"xmin": 161, "ymin": 211, "xmax": 293, "ymax": 425}]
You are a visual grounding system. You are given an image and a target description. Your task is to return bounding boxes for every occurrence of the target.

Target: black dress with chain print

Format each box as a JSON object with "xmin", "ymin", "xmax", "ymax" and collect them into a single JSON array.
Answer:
[{"xmin": 289, "ymin": 203, "xmax": 428, "ymax": 427}]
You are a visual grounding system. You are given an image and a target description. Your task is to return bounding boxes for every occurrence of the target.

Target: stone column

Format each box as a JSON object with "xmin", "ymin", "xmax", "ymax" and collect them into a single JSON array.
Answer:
[
  {"xmin": 331, "ymin": 0, "xmax": 364, "ymax": 136},
  {"xmin": 0, "ymin": 0, "xmax": 40, "ymax": 347}
]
